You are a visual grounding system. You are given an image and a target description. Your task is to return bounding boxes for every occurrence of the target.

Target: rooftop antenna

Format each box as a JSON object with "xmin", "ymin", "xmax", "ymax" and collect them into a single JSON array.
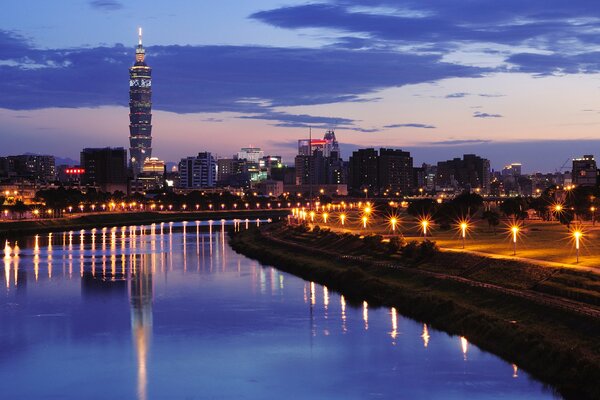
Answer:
[{"xmin": 138, "ymin": 27, "xmax": 143, "ymax": 46}]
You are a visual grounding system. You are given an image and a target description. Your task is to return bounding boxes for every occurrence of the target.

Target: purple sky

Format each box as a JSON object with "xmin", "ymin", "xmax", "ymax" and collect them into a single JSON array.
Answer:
[{"xmin": 1, "ymin": 0, "xmax": 600, "ymax": 172}]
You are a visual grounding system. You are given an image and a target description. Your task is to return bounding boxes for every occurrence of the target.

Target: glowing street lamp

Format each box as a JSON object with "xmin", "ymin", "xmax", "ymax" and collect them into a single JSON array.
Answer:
[
  {"xmin": 460, "ymin": 221, "xmax": 468, "ymax": 249},
  {"xmin": 322, "ymin": 212, "xmax": 328, "ymax": 224},
  {"xmin": 309, "ymin": 211, "xmax": 315, "ymax": 222},
  {"xmin": 340, "ymin": 213, "xmax": 346, "ymax": 226},
  {"xmin": 573, "ymin": 230, "xmax": 583, "ymax": 263},
  {"xmin": 420, "ymin": 218, "xmax": 430, "ymax": 238},
  {"xmin": 591, "ymin": 206, "xmax": 596, "ymax": 226},
  {"xmin": 362, "ymin": 215, "xmax": 368, "ymax": 229},
  {"xmin": 511, "ymin": 225, "xmax": 519, "ymax": 256},
  {"xmin": 390, "ymin": 217, "xmax": 398, "ymax": 233}
]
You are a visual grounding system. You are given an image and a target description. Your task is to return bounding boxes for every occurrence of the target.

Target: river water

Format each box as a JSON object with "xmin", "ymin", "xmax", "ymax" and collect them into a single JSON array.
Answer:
[{"xmin": 0, "ymin": 221, "xmax": 559, "ymax": 399}]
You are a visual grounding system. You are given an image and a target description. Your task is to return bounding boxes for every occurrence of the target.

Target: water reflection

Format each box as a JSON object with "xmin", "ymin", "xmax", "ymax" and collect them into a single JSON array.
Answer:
[
  {"xmin": 0, "ymin": 221, "xmax": 559, "ymax": 400},
  {"xmin": 130, "ymin": 253, "xmax": 153, "ymax": 400}
]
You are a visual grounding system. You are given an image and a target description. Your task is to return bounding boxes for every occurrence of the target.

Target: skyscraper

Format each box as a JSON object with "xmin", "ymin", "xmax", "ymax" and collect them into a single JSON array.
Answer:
[{"xmin": 129, "ymin": 28, "xmax": 152, "ymax": 176}]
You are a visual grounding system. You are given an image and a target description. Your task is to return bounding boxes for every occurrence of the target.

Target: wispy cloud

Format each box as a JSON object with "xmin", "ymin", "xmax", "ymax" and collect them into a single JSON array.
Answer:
[
  {"xmin": 384, "ymin": 123, "xmax": 436, "ymax": 129},
  {"xmin": 433, "ymin": 139, "xmax": 492, "ymax": 145},
  {"xmin": 89, "ymin": 0, "xmax": 123, "ymax": 11},
  {"xmin": 473, "ymin": 111, "xmax": 503, "ymax": 118},
  {"xmin": 445, "ymin": 92, "xmax": 470, "ymax": 98}
]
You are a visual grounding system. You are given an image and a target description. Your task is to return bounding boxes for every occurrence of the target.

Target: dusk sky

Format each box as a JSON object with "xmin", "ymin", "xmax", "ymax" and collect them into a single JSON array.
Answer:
[{"xmin": 2, "ymin": 0, "xmax": 600, "ymax": 172}]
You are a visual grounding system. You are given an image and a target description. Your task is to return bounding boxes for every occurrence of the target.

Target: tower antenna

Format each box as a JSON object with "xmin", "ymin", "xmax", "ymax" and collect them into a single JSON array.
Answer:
[{"xmin": 138, "ymin": 27, "xmax": 143, "ymax": 45}]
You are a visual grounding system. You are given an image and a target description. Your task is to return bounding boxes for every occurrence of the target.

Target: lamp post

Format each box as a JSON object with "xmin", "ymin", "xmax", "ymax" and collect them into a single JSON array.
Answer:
[
  {"xmin": 460, "ymin": 222, "xmax": 468, "ymax": 249},
  {"xmin": 421, "ymin": 219, "xmax": 429, "ymax": 238},
  {"xmin": 511, "ymin": 225, "xmax": 519, "ymax": 256},
  {"xmin": 390, "ymin": 217, "xmax": 398, "ymax": 233},
  {"xmin": 573, "ymin": 230, "xmax": 582, "ymax": 263},
  {"xmin": 340, "ymin": 213, "xmax": 346, "ymax": 226}
]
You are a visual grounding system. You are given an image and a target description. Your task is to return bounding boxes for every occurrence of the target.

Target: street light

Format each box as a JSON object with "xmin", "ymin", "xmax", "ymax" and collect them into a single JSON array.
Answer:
[
  {"xmin": 420, "ymin": 218, "xmax": 430, "ymax": 238},
  {"xmin": 573, "ymin": 230, "xmax": 583, "ymax": 263},
  {"xmin": 459, "ymin": 221, "xmax": 468, "ymax": 249},
  {"xmin": 511, "ymin": 225, "xmax": 519, "ymax": 256},
  {"xmin": 340, "ymin": 213, "xmax": 346, "ymax": 226},
  {"xmin": 362, "ymin": 215, "xmax": 368, "ymax": 229},
  {"xmin": 309, "ymin": 211, "xmax": 315, "ymax": 222},
  {"xmin": 390, "ymin": 217, "xmax": 398, "ymax": 233},
  {"xmin": 322, "ymin": 212, "xmax": 328, "ymax": 224}
]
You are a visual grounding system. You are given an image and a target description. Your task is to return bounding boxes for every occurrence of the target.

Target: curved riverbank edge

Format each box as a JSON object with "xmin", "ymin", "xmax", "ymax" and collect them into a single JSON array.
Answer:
[
  {"xmin": 0, "ymin": 210, "xmax": 289, "ymax": 238},
  {"xmin": 230, "ymin": 224, "xmax": 600, "ymax": 400}
]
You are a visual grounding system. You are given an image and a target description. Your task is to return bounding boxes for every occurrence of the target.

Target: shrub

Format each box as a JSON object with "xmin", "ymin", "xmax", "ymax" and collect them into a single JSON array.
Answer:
[
  {"xmin": 418, "ymin": 240, "xmax": 439, "ymax": 259},
  {"xmin": 388, "ymin": 236, "xmax": 405, "ymax": 254},
  {"xmin": 401, "ymin": 240, "xmax": 419, "ymax": 258}
]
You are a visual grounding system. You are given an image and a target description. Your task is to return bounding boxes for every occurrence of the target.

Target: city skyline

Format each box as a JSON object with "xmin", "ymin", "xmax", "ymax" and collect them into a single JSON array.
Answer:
[{"xmin": 2, "ymin": 1, "xmax": 600, "ymax": 172}]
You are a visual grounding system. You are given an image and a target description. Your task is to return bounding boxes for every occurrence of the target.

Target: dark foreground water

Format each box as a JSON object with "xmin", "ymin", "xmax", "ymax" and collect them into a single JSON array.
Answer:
[{"xmin": 0, "ymin": 221, "xmax": 559, "ymax": 399}]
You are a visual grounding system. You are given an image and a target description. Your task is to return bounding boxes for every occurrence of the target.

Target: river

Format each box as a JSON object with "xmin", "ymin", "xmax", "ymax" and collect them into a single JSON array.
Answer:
[{"xmin": 0, "ymin": 220, "xmax": 559, "ymax": 399}]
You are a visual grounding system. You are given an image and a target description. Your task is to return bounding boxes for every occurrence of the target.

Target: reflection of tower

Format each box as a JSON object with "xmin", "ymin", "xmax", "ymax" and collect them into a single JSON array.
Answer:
[
  {"xmin": 130, "ymin": 254, "xmax": 153, "ymax": 400},
  {"xmin": 129, "ymin": 27, "xmax": 153, "ymax": 176}
]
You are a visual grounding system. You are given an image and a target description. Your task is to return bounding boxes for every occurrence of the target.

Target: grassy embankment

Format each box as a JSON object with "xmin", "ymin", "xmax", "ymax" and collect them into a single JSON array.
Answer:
[
  {"xmin": 0, "ymin": 209, "xmax": 289, "ymax": 238},
  {"xmin": 230, "ymin": 222, "xmax": 600, "ymax": 400}
]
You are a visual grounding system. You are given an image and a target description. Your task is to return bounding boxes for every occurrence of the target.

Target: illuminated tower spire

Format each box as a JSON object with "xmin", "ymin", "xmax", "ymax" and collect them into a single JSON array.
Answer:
[{"xmin": 129, "ymin": 27, "xmax": 152, "ymax": 176}]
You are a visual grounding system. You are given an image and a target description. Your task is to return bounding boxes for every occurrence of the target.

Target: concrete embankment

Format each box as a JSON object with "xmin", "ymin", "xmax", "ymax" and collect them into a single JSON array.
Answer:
[{"xmin": 0, "ymin": 210, "xmax": 289, "ymax": 238}]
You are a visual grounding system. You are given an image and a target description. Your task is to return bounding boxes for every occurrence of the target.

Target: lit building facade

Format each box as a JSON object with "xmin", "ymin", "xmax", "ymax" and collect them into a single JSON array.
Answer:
[
  {"xmin": 178, "ymin": 152, "xmax": 217, "ymax": 189},
  {"xmin": 572, "ymin": 155, "xmax": 597, "ymax": 187},
  {"xmin": 129, "ymin": 28, "xmax": 152, "ymax": 176}
]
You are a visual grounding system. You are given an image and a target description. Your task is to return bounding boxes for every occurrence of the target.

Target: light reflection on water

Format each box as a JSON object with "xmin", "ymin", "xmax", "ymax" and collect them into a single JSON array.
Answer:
[{"xmin": 0, "ymin": 221, "xmax": 559, "ymax": 399}]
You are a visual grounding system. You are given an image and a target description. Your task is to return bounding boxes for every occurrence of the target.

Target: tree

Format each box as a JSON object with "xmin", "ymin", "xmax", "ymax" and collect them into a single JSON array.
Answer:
[
  {"xmin": 482, "ymin": 210, "xmax": 501, "ymax": 234},
  {"xmin": 13, "ymin": 200, "xmax": 28, "ymax": 219},
  {"xmin": 499, "ymin": 197, "xmax": 528, "ymax": 219}
]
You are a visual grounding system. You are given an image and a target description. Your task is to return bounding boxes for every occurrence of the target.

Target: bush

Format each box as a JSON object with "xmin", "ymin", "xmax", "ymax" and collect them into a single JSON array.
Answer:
[
  {"xmin": 312, "ymin": 225, "xmax": 321, "ymax": 233},
  {"xmin": 388, "ymin": 236, "xmax": 405, "ymax": 254},
  {"xmin": 418, "ymin": 240, "xmax": 439, "ymax": 259},
  {"xmin": 401, "ymin": 240, "xmax": 419, "ymax": 258}
]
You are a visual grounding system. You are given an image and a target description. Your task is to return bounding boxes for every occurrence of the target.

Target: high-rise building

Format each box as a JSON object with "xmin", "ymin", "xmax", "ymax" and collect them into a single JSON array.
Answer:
[
  {"xmin": 80, "ymin": 148, "xmax": 128, "ymax": 193},
  {"xmin": 298, "ymin": 129, "xmax": 340, "ymax": 157},
  {"xmin": 3, "ymin": 155, "xmax": 55, "ymax": 182},
  {"xmin": 436, "ymin": 154, "xmax": 490, "ymax": 193},
  {"xmin": 237, "ymin": 147, "xmax": 264, "ymax": 164},
  {"xmin": 348, "ymin": 148, "xmax": 379, "ymax": 192},
  {"xmin": 129, "ymin": 28, "xmax": 153, "ymax": 176},
  {"xmin": 178, "ymin": 152, "xmax": 216, "ymax": 189},
  {"xmin": 348, "ymin": 148, "xmax": 413, "ymax": 195},
  {"xmin": 572, "ymin": 155, "xmax": 597, "ymax": 187},
  {"xmin": 502, "ymin": 163, "xmax": 522, "ymax": 176}
]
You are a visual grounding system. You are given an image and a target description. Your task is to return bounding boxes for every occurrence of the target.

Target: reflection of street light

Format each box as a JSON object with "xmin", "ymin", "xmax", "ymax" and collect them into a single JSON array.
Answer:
[
  {"xmin": 511, "ymin": 225, "xmax": 519, "ymax": 256},
  {"xmin": 573, "ymin": 230, "xmax": 582, "ymax": 263}
]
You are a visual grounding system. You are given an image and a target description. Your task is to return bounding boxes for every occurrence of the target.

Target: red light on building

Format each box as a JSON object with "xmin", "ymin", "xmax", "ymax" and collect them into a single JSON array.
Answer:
[{"xmin": 66, "ymin": 168, "xmax": 85, "ymax": 175}]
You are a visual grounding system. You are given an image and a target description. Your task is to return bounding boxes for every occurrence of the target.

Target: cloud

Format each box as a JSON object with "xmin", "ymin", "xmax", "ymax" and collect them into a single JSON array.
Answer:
[
  {"xmin": 473, "ymin": 111, "xmax": 503, "ymax": 118},
  {"xmin": 384, "ymin": 123, "xmax": 436, "ymax": 129},
  {"xmin": 445, "ymin": 92, "xmax": 470, "ymax": 98},
  {"xmin": 432, "ymin": 139, "xmax": 492, "ymax": 145},
  {"xmin": 89, "ymin": 0, "xmax": 123, "ymax": 11},
  {"xmin": 251, "ymin": 1, "xmax": 600, "ymax": 76},
  {"xmin": 0, "ymin": 30, "xmax": 485, "ymax": 115}
]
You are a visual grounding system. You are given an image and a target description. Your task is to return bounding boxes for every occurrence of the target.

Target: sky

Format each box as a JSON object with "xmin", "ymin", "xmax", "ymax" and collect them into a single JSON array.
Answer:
[{"xmin": 1, "ymin": 0, "xmax": 600, "ymax": 172}]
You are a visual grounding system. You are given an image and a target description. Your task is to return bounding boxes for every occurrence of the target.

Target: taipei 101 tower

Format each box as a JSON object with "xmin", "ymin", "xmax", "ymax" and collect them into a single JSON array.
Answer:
[{"xmin": 129, "ymin": 27, "xmax": 152, "ymax": 176}]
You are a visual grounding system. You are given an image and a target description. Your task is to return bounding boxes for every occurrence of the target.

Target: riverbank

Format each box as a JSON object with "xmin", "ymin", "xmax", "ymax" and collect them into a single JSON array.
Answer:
[
  {"xmin": 0, "ymin": 209, "xmax": 289, "ymax": 238},
  {"xmin": 230, "ymin": 222, "xmax": 600, "ymax": 400}
]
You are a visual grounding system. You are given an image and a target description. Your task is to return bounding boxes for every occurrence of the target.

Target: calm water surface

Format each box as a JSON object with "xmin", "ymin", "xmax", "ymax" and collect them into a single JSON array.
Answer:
[{"xmin": 0, "ymin": 221, "xmax": 559, "ymax": 399}]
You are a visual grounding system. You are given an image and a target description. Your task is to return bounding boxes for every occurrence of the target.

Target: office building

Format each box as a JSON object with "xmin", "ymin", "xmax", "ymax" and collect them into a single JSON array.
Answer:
[
  {"xmin": 80, "ymin": 147, "xmax": 128, "ymax": 193},
  {"xmin": 178, "ymin": 152, "xmax": 216, "ymax": 189},
  {"xmin": 129, "ymin": 28, "xmax": 153, "ymax": 176}
]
